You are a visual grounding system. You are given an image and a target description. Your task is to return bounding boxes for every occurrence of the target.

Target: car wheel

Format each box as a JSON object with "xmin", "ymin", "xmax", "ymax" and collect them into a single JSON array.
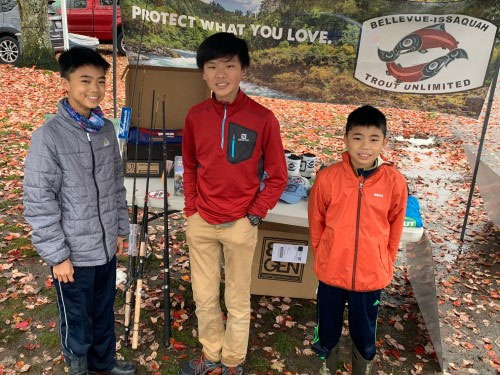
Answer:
[
  {"xmin": 0, "ymin": 36, "xmax": 20, "ymax": 64},
  {"xmin": 117, "ymin": 31, "xmax": 126, "ymax": 56}
]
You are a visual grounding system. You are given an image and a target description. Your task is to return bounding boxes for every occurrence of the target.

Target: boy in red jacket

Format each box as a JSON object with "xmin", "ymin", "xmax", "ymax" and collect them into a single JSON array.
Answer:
[
  {"xmin": 180, "ymin": 32, "xmax": 287, "ymax": 375},
  {"xmin": 308, "ymin": 105, "xmax": 408, "ymax": 375}
]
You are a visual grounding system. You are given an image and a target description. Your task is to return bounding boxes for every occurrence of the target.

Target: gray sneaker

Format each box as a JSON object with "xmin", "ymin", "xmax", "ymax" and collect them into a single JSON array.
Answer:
[
  {"xmin": 221, "ymin": 364, "xmax": 243, "ymax": 375},
  {"xmin": 178, "ymin": 354, "xmax": 222, "ymax": 375}
]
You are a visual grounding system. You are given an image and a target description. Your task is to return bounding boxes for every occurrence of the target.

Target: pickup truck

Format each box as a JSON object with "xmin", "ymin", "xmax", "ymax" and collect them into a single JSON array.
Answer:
[{"xmin": 59, "ymin": 0, "xmax": 125, "ymax": 54}]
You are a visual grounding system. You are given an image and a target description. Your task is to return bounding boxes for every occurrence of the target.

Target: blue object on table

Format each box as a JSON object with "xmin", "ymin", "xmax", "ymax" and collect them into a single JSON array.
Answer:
[
  {"xmin": 118, "ymin": 107, "xmax": 131, "ymax": 139},
  {"xmin": 280, "ymin": 177, "xmax": 308, "ymax": 204},
  {"xmin": 127, "ymin": 127, "xmax": 183, "ymax": 144},
  {"xmin": 404, "ymin": 195, "xmax": 423, "ymax": 228}
]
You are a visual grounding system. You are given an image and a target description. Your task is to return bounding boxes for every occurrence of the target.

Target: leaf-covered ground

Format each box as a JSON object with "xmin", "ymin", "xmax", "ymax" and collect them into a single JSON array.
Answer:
[{"xmin": 0, "ymin": 48, "xmax": 498, "ymax": 374}]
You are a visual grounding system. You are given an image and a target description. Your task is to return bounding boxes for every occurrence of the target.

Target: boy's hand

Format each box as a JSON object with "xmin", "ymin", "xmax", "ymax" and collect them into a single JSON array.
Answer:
[
  {"xmin": 53, "ymin": 259, "xmax": 74, "ymax": 283},
  {"xmin": 116, "ymin": 237, "xmax": 124, "ymax": 255}
]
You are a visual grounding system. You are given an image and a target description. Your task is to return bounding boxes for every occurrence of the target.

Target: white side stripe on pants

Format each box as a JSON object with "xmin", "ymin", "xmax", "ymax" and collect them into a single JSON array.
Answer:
[{"xmin": 56, "ymin": 281, "xmax": 74, "ymax": 355}]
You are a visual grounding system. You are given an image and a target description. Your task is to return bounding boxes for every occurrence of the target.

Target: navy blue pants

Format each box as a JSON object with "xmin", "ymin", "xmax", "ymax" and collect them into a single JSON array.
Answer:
[
  {"xmin": 312, "ymin": 281, "xmax": 381, "ymax": 361},
  {"xmin": 53, "ymin": 256, "xmax": 117, "ymax": 372}
]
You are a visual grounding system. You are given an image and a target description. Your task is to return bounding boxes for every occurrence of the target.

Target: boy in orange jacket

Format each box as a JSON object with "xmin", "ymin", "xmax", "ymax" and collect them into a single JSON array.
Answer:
[{"xmin": 308, "ymin": 105, "xmax": 408, "ymax": 375}]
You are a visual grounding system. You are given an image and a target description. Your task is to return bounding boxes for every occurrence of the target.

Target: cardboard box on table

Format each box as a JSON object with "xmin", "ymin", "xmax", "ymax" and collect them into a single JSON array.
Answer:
[
  {"xmin": 251, "ymin": 222, "xmax": 317, "ymax": 300},
  {"xmin": 123, "ymin": 65, "xmax": 211, "ymax": 177}
]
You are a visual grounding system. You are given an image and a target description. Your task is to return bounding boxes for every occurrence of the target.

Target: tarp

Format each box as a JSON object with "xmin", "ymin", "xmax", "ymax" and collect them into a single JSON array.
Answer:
[{"xmin": 120, "ymin": 0, "xmax": 499, "ymax": 118}]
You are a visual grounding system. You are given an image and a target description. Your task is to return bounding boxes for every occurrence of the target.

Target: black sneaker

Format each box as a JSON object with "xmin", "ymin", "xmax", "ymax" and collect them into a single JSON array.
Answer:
[
  {"xmin": 221, "ymin": 364, "xmax": 243, "ymax": 375},
  {"xmin": 178, "ymin": 354, "xmax": 222, "ymax": 375},
  {"xmin": 87, "ymin": 360, "xmax": 136, "ymax": 375}
]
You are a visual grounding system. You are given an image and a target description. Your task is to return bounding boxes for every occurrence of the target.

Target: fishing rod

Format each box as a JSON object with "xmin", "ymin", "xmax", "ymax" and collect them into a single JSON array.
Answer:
[
  {"xmin": 124, "ymin": 0, "xmax": 149, "ymax": 345},
  {"xmin": 131, "ymin": 90, "xmax": 157, "ymax": 350},
  {"xmin": 124, "ymin": 85, "xmax": 144, "ymax": 347},
  {"xmin": 161, "ymin": 96, "xmax": 171, "ymax": 347}
]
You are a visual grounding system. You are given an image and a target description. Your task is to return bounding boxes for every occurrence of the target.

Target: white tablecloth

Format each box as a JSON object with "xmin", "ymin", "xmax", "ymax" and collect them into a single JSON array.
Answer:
[{"xmin": 123, "ymin": 176, "xmax": 422, "ymax": 241}]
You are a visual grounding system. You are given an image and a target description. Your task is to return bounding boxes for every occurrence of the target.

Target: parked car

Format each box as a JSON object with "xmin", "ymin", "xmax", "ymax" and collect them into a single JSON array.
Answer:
[
  {"xmin": 0, "ymin": 0, "xmax": 63, "ymax": 64},
  {"xmin": 57, "ymin": 0, "xmax": 125, "ymax": 55}
]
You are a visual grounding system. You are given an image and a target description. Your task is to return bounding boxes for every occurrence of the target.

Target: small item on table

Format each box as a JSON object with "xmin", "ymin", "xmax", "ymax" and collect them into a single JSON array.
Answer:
[
  {"xmin": 148, "ymin": 190, "xmax": 170, "ymax": 200},
  {"xmin": 174, "ymin": 156, "xmax": 184, "ymax": 196}
]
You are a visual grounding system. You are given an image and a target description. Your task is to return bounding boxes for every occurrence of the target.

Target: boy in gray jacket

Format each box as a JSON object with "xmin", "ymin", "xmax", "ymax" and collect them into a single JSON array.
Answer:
[{"xmin": 24, "ymin": 47, "xmax": 135, "ymax": 375}]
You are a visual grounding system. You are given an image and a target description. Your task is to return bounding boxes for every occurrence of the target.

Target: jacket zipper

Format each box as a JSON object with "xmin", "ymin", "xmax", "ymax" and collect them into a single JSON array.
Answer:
[
  {"xmin": 231, "ymin": 133, "xmax": 236, "ymax": 158},
  {"xmin": 220, "ymin": 104, "xmax": 227, "ymax": 149},
  {"xmin": 87, "ymin": 133, "xmax": 110, "ymax": 263},
  {"xmin": 351, "ymin": 179, "xmax": 364, "ymax": 290}
]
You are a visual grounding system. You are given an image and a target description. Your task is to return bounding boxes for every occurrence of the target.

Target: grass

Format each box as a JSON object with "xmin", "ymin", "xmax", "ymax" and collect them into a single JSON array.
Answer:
[
  {"xmin": 246, "ymin": 352, "xmax": 270, "ymax": 372},
  {"xmin": 0, "ymin": 237, "xmax": 31, "ymax": 255},
  {"xmin": 0, "ymin": 200, "xmax": 16, "ymax": 211},
  {"xmin": 38, "ymin": 331, "xmax": 60, "ymax": 349},
  {"xmin": 0, "ymin": 297, "xmax": 25, "ymax": 322},
  {"xmin": 271, "ymin": 332, "xmax": 299, "ymax": 355},
  {"xmin": 1, "ymin": 224, "xmax": 23, "ymax": 232},
  {"xmin": 175, "ymin": 231, "xmax": 186, "ymax": 242},
  {"xmin": 22, "ymin": 248, "xmax": 39, "ymax": 258},
  {"xmin": 173, "ymin": 326, "xmax": 199, "ymax": 348},
  {"xmin": 160, "ymin": 364, "xmax": 180, "ymax": 375},
  {"xmin": 34, "ymin": 299, "xmax": 59, "ymax": 321},
  {"xmin": 4, "ymin": 174, "xmax": 23, "ymax": 181},
  {"xmin": 21, "ymin": 123, "xmax": 34, "ymax": 130},
  {"xmin": 288, "ymin": 301, "xmax": 316, "ymax": 319}
]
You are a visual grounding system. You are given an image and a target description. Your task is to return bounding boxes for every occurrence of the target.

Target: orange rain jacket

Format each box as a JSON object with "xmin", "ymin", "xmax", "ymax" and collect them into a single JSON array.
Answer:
[{"xmin": 308, "ymin": 152, "xmax": 408, "ymax": 292}]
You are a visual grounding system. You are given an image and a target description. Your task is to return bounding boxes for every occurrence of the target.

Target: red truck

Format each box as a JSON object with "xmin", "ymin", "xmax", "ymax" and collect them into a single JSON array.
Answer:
[{"xmin": 59, "ymin": 0, "xmax": 125, "ymax": 54}]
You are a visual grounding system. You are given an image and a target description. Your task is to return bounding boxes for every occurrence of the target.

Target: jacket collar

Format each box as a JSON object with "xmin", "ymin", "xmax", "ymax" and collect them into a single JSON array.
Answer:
[
  {"xmin": 210, "ymin": 89, "xmax": 248, "ymax": 115},
  {"xmin": 341, "ymin": 151, "xmax": 390, "ymax": 178}
]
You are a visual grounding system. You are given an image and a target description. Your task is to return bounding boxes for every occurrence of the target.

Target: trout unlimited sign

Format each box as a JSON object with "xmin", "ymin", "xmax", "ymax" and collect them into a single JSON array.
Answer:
[{"xmin": 354, "ymin": 14, "xmax": 497, "ymax": 94}]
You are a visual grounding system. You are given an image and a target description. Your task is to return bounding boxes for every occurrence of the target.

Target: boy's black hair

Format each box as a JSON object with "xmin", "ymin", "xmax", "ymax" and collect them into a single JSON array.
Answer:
[
  {"xmin": 58, "ymin": 47, "xmax": 111, "ymax": 79},
  {"xmin": 346, "ymin": 105, "xmax": 387, "ymax": 137},
  {"xmin": 196, "ymin": 32, "xmax": 250, "ymax": 69}
]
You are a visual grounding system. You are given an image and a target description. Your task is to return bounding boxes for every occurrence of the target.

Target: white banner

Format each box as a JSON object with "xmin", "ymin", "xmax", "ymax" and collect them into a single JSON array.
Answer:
[{"xmin": 355, "ymin": 14, "xmax": 497, "ymax": 94}]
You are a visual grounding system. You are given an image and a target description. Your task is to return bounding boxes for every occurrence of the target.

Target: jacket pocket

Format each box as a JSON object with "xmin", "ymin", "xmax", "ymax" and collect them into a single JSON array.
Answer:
[
  {"xmin": 317, "ymin": 228, "xmax": 333, "ymax": 270},
  {"xmin": 378, "ymin": 242, "xmax": 389, "ymax": 275},
  {"xmin": 227, "ymin": 122, "xmax": 257, "ymax": 164}
]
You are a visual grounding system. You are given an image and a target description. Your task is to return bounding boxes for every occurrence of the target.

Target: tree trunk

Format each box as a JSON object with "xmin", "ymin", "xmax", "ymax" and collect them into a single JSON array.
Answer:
[{"xmin": 16, "ymin": 0, "xmax": 58, "ymax": 70}]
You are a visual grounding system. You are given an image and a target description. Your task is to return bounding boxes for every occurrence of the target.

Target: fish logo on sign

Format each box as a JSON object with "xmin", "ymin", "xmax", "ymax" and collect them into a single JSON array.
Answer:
[{"xmin": 378, "ymin": 24, "xmax": 468, "ymax": 82}]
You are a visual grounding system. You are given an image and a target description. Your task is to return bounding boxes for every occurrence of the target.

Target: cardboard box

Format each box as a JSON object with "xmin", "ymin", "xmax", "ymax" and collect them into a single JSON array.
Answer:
[
  {"xmin": 124, "ymin": 65, "xmax": 210, "ymax": 175},
  {"xmin": 125, "ymin": 65, "xmax": 211, "ymax": 130},
  {"xmin": 250, "ymin": 222, "xmax": 317, "ymax": 299}
]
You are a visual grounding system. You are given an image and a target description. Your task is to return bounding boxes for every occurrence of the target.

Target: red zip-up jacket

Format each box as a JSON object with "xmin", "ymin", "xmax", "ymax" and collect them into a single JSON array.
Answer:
[
  {"xmin": 308, "ymin": 152, "xmax": 408, "ymax": 291},
  {"xmin": 182, "ymin": 90, "xmax": 288, "ymax": 224}
]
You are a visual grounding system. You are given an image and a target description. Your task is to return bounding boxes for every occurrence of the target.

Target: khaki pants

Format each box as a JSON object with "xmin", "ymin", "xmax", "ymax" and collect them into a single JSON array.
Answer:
[{"xmin": 186, "ymin": 212, "xmax": 258, "ymax": 367}]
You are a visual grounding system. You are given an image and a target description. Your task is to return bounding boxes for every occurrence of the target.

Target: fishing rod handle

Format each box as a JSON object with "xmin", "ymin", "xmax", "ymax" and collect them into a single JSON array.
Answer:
[
  {"xmin": 124, "ymin": 288, "xmax": 133, "ymax": 346},
  {"xmin": 131, "ymin": 278, "xmax": 143, "ymax": 349}
]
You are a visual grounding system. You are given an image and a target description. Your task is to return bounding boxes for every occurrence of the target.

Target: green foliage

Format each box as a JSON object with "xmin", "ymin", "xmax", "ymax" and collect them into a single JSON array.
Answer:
[
  {"xmin": 340, "ymin": 24, "xmax": 360, "ymax": 47},
  {"xmin": 341, "ymin": 0, "xmax": 359, "ymax": 15}
]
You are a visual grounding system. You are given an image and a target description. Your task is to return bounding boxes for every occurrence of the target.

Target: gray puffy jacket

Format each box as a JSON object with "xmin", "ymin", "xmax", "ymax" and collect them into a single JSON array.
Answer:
[{"xmin": 23, "ymin": 102, "xmax": 129, "ymax": 267}]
